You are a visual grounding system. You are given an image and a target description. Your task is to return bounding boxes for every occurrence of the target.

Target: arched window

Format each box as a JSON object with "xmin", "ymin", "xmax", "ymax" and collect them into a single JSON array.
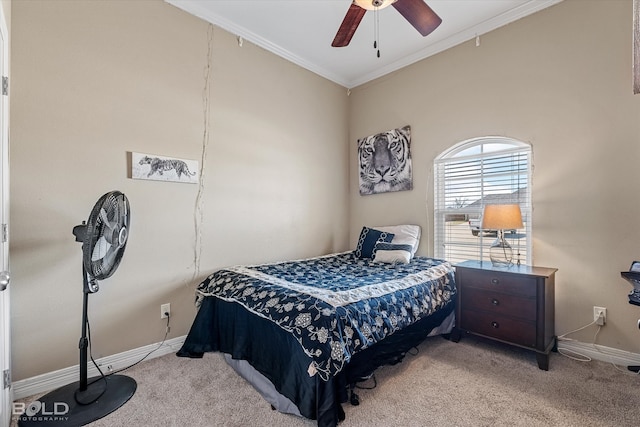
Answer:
[{"xmin": 433, "ymin": 137, "xmax": 532, "ymax": 265}]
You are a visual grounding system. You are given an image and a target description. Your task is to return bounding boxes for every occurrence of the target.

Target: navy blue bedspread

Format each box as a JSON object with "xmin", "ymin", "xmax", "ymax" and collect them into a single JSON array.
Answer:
[{"xmin": 193, "ymin": 252, "xmax": 455, "ymax": 381}]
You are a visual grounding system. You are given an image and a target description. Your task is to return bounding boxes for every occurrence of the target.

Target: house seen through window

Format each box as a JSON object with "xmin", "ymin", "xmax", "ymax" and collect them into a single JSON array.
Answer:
[{"xmin": 433, "ymin": 137, "xmax": 532, "ymax": 265}]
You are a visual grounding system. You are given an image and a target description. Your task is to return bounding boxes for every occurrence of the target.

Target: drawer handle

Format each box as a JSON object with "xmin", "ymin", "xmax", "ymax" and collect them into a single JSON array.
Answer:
[
  {"xmin": 491, "ymin": 321, "xmax": 499, "ymax": 329},
  {"xmin": 491, "ymin": 298, "xmax": 499, "ymax": 306},
  {"xmin": 491, "ymin": 278, "xmax": 500, "ymax": 285}
]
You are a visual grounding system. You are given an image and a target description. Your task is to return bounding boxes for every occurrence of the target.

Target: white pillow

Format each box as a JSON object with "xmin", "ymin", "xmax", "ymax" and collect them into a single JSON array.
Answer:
[{"xmin": 373, "ymin": 225, "xmax": 421, "ymax": 259}]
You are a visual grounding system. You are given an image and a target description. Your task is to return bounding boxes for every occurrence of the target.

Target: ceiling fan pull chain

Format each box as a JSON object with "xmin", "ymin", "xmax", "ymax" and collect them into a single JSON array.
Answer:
[
  {"xmin": 373, "ymin": 7, "xmax": 377, "ymax": 50},
  {"xmin": 375, "ymin": 6, "xmax": 381, "ymax": 58}
]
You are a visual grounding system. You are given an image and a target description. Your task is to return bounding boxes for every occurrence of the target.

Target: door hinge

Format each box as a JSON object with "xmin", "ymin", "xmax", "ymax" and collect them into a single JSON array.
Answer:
[
  {"xmin": 2, "ymin": 369, "xmax": 9, "ymax": 389},
  {"xmin": 2, "ymin": 76, "xmax": 7, "ymax": 96},
  {"xmin": 1, "ymin": 224, "xmax": 6, "ymax": 243}
]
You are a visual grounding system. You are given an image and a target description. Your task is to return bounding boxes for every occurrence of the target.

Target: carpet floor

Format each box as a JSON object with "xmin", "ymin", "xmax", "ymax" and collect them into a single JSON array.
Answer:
[{"xmin": 13, "ymin": 334, "xmax": 640, "ymax": 426}]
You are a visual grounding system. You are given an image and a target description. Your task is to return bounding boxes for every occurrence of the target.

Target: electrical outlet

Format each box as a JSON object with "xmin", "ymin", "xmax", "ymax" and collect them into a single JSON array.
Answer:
[
  {"xmin": 161, "ymin": 303, "xmax": 171, "ymax": 319},
  {"xmin": 593, "ymin": 306, "xmax": 606, "ymax": 325}
]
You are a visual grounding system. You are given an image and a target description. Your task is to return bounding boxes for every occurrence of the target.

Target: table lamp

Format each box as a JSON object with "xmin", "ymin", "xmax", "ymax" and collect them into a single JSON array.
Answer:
[{"xmin": 481, "ymin": 204, "xmax": 524, "ymax": 267}]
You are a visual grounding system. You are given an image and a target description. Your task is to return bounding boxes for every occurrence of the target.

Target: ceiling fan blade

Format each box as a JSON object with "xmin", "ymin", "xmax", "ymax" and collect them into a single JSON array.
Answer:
[
  {"xmin": 392, "ymin": 0, "xmax": 442, "ymax": 37},
  {"xmin": 332, "ymin": 3, "xmax": 367, "ymax": 47}
]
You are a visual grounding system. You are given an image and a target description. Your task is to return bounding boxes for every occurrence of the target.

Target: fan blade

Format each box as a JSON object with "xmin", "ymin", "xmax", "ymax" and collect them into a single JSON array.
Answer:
[
  {"xmin": 392, "ymin": 0, "xmax": 442, "ymax": 37},
  {"xmin": 332, "ymin": 3, "xmax": 367, "ymax": 47},
  {"xmin": 118, "ymin": 195, "xmax": 128, "ymax": 223},
  {"xmin": 99, "ymin": 207, "xmax": 117, "ymax": 232},
  {"xmin": 91, "ymin": 236, "xmax": 110, "ymax": 262},
  {"xmin": 91, "ymin": 235, "xmax": 119, "ymax": 278},
  {"xmin": 101, "ymin": 242, "xmax": 120, "ymax": 270}
]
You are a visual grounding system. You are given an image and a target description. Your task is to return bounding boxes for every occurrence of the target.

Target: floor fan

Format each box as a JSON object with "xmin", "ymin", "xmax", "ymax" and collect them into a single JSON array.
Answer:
[{"xmin": 19, "ymin": 191, "xmax": 135, "ymax": 426}]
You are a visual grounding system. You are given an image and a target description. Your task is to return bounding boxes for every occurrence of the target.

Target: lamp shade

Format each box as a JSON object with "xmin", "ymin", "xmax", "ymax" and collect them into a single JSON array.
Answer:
[{"xmin": 481, "ymin": 204, "xmax": 524, "ymax": 230}]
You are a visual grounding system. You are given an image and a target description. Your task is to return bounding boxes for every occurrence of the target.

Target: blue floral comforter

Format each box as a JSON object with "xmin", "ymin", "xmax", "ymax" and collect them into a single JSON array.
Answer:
[{"xmin": 196, "ymin": 251, "xmax": 456, "ymax": 381}]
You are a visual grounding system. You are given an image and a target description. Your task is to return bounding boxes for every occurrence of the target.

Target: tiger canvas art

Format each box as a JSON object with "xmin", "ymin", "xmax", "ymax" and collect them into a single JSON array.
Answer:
[
  {"xmin": 138, "ymin": 156, "xmax": 195, "ymax": 179},
  {"xmin": 131, "ymin": 152, "xmax": 199, "ymax": 184},
  {"xmin": 357, "ymin": 125, "xmax": 413, "ymax": 195}
]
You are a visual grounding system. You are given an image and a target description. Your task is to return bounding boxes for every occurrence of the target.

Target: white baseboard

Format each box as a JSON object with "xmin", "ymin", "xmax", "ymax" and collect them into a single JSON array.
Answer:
[
  {"xmin": 12, "ymin": 335, "xmax": 186, "ymax": 401},
  {"xmin": 557, "ymin": 339, "xmax": 640, "ymax": 367}
]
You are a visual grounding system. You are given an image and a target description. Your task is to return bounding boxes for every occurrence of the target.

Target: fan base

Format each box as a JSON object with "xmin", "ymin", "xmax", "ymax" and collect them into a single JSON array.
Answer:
[{"xmin": 17, "ymin": 374, "xmax": 136, "ymax": 426}]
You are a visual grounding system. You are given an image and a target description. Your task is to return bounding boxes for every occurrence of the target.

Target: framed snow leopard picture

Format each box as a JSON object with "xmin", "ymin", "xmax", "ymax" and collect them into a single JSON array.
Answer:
[{"xmin": 357, "ymin": 125, "xmax": 413, "ymax": 196}]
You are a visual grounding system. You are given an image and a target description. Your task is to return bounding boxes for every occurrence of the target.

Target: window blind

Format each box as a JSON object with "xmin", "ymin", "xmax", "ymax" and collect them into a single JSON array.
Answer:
[{"xmin": 433, "ymin": 138, "xmax": 532, "ymax": 265}]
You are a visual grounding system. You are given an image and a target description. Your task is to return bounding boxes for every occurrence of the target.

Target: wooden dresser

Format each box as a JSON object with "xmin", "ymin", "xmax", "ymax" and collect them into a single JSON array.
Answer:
[{"xmin": 451, "ymin": 261, "xmax": 557, "ymax": 370}]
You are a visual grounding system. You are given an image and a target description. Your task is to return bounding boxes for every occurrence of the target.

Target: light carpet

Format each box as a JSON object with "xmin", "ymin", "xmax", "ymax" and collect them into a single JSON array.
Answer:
[{"xmin": 13, "ymin": 335, "xmax": 640, "ymax": 426}]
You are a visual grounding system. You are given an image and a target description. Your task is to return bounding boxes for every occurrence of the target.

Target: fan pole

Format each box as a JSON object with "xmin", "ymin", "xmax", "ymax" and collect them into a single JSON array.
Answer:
[{"xmin": 79, "ymin": 269, "xmax": 90, "ymax": 392}]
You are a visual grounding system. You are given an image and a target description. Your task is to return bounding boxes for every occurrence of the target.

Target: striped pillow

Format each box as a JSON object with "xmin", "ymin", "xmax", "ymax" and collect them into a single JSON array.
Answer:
[{"xmin": 373, "ymin": 242, "xmax": 413, "ymax": 264}]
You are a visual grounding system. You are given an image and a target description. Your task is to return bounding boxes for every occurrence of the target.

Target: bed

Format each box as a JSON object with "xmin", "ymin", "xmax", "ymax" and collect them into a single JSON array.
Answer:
[{"xmin": 177, "ymin": 226, "xmax": 457, "ymax": 426}]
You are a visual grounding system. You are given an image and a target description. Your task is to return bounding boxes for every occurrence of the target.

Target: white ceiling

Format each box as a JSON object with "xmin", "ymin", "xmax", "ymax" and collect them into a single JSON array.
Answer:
[{"xmin": 166, "ymin": 0, "xmax": 563, "ymax": 88}]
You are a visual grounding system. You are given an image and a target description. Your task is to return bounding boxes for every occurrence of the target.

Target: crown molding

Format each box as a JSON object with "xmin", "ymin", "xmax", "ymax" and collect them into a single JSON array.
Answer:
[
  {"xmin": 166, "ymin": 0, "xmax": 352, "ymax": 87},
  {"xmin": 166, "ymin": 0, "xmax": 563, "ymax": 89},
  {"xmin": 349, "ymin": 0, "xmax": 564, "ymax": 87}
]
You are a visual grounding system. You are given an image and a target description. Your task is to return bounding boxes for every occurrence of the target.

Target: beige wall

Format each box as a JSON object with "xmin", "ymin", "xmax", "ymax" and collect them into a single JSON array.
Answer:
[
  {"xmin": 349, "ymin": 0, "xmax": 640, "ymax": 352},
  {"xmin": 10, "ymin": 0, "xmax": 349, "ymax": 380},
  {"xmin": 10, "ymin": 0, "xmax": 640, "ymax": 382}
]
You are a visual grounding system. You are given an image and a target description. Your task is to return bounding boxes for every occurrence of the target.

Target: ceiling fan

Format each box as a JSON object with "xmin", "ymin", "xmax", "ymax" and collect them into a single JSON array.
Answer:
[{"xmin": 332, "ymin": 0, "xmax": 442, "ymax": 47}]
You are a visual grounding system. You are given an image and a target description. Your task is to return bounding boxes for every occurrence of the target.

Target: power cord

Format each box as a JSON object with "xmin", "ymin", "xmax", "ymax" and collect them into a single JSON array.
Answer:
[
  {"xmin": 84, "ymin": 313, "xmax": 172, "ymax": 393},
  {"xmin": 556, "ymin": 318, "xmax": 598, "ymax": 362},
  {"xmin": 354, "ymin": 373, "xmax": 377, "ymax": 390},
  {"xmin": 75, "ymin": 319, "xmax": 107, "ymax": 405},
  {"xmin": 349, "ymin": 373, "xmax": 377, "ymax": 406},
  {"xmin": 557, "ymin": 315, "xmax": 640, "ymax": 375},
  {"xmin": 589, "ymin": 323, "xmax": 640, "ymax": 375},
  {"xmin": 107, "ymin": 313, "xmax": 171, "ymax": 376},
  {"xmin": 348, "ymin": 343, "xmax": 423, "ymax": 406}
]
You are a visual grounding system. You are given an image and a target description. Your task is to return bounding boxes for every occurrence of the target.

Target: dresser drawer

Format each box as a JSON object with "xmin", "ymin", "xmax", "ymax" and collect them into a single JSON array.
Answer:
[
  {"xmin": 461, "ymin": 287, "xmax": 536, "ymax": 321},
  {"xmin": 459, "ymin": 309, "xmax": 537, "ymax": 348},
  {"xmin": 453, "ymin": 261, "xmax": 557, "ymax": 370},
  {"xmin": 458, "ymin": 269, "xmax": 537, "ymax": 298}
]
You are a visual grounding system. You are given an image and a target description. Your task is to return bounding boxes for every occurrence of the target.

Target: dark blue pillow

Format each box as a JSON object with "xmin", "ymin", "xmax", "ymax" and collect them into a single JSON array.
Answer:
[{"xmin": 355, "ymin": 227, "xmax": 394, "ymax": 259}]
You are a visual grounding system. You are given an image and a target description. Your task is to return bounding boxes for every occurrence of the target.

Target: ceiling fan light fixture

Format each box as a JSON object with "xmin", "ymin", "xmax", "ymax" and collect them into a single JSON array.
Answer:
[{"xmin": 354, "ymin": 0, "xmax": 396, "ymax": 11}]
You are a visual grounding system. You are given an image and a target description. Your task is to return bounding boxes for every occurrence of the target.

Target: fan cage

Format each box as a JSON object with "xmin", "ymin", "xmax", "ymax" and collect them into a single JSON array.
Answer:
[{"xmin": 83, "ymin": 191, "xmax": 130, "ymax": 281}]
